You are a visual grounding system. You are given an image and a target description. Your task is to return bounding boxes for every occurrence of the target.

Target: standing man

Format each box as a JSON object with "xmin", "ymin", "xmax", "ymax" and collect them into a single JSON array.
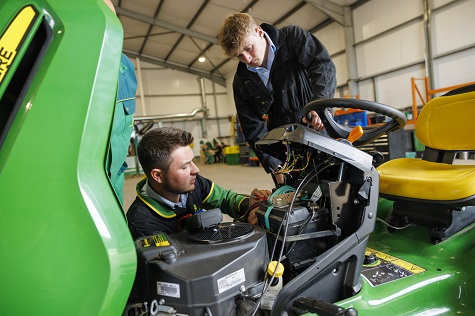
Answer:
[
  {"xmin": 126, "ymin": 127, "xmax": 270, "ymax": 240},
  {"xmin": 218, "ymin": 13, "xmax": 336, "ymax": 183}
]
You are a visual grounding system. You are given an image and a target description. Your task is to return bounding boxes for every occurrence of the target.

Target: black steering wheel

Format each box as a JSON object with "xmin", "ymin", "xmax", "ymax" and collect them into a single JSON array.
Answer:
[{"xmin": 303, "ymin": 98, "xmax": 407, "ymax": 147}]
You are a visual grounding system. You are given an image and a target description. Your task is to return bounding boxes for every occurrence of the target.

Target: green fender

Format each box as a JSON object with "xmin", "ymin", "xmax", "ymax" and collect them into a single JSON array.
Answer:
[{"xmin": 0, "ymin": 0, "xmax": 136, "ymax": 315}]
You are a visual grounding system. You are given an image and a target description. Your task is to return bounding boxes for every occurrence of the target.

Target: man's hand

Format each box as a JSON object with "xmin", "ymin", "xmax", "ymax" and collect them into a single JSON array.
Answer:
[
  {"xmin": 247, "ymin": 188, "xmax": 271, "ymax": 225},
  {"xmin": 302, "ymin": 110, "xmax": 324, "ymax": 130},
  {"xmin": 247, "ymin": 208, "xmax": 259, "ymax": 225},
  {"xmin": 249, "ymin": 188, "xmax": 271, "ymax": 205},
  {"xmin": 274, "ymin": 173, "xmax": 285, "ymax": 184}
]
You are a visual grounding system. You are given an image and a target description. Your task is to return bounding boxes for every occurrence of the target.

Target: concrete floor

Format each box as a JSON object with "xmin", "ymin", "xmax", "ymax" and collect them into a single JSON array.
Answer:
[{"xmin": 123, "ymin": 161, "xmax": 275, "ymax": 213}]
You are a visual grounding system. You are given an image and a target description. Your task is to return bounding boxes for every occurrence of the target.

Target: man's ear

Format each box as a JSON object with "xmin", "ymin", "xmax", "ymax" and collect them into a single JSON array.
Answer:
[
  {"xmin": 150, "ymin": 168, "xmax": 163, "ymax": 184},
  {"xmin": 256, "ymin": 26, "xmax": 263, "ymax": 37}
]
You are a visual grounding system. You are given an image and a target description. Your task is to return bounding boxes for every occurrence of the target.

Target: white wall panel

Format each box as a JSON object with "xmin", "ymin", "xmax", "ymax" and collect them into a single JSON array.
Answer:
[
  {"xmin": 204, "ymin": 79, "xmax": 227, "ymax": 94},
  {"xmin": 353, "ymin": 0, "xmax": 422, "ymax": 42},
  {"xmin": 142, "ymin": 68, "xmax": 201, "ymax": 95},
  {"xmin": 332, "ymin": 54, "xmax": 347, "ymax": 88},
  {"xmin": 144, "ymin": 95, "xmax": 199, "ymax": 115},
  {"xmin": 358, "ymin": 79, "xmax": 375, "ymax": 101},
  {"xmin": 434, "ymin": 48, "xmax": 475, "ymax": 89},
  {"xmin": 315, "ymin": 22, "xmax": 345, "ymax": 55},
  {"xmin": 356, "ymin": 21, "xmax": 425, "ymax": 78},
  {"xmin": 376, "ymin": 65, "xmax": 426, "ymax": 110},
  {"xmin": 432, "ymin": 0, "xmax": 475, "ymax": 55}
]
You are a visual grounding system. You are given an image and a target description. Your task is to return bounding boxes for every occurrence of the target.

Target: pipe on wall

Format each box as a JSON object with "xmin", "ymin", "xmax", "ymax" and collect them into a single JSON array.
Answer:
[
  {"xmin": 134, "ymin": 108, "xmax": 205, "ymax": 121},
  {"xmin": 199, "ymin": 77, "xmax": 208, "ymax": 138}
]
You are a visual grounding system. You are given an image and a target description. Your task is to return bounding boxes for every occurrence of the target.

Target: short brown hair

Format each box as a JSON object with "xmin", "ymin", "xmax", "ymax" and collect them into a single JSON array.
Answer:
[
  {"xmin": 218, "ymin": 13, "xmax": 257, "ymax": 57},
  {"xmin": 137, "ymin": 127, "xmax": 194, "ymax": 176}
]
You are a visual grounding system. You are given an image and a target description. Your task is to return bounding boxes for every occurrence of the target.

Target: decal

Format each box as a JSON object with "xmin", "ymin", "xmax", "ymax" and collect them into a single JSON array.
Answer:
[
  {"xmin": 0, "ymin": 5, "xmax": 39, "ymax": 84},
  {"xmin": 139, "ymin": 232, "xmax": 170, "ymax": 247},
  {"xmin": 362, "ymin": 247, "xmax": 426, "ymax": 287},
  {"xmin": 217, "ymin": 268, "xmax": 246, "ymax": 294},
  {"xmin": 157, "ymin": 281, "xmax": 180, "ymax": 298}
]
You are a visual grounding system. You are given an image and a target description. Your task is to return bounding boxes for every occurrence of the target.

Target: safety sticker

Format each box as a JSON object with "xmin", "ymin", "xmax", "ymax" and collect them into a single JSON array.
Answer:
[
  {"xmin": 0, "ymin": 5, "xmax": 39, "ymax": 84},
  {"xmin": 157, "ymin": 281, "xmax": 180, "ymax": 298},
  {"xmin": 362, "ymin": 247, "xmax": 426, "ymax": 287},
  {"xmin": 217, "ymin": 268, "xmax": 246, "ymax": 294}
]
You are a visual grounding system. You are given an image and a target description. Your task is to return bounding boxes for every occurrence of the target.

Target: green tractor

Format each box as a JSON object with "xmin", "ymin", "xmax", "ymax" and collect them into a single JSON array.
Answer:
[{"xmin": 2, "ymin": 1, "xmax": 475, "ymax": 315}]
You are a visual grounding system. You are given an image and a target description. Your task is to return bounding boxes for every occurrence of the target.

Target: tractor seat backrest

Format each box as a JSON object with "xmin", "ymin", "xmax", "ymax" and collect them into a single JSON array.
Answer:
[{"xmin": 416, "ymin": 84, "xmax": 475, "ymax": 157}]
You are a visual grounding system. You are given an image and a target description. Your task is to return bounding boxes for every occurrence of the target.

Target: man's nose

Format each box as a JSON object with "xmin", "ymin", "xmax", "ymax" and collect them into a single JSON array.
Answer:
[
  {"xmin": 191, "ymin": 162, "xmax": 200, "ymax": 174},
  {"xmin": 245, "ymin": 53, "xmax": 253, "ymax": 63},
  {"xmin": 239, "ymin": 52, "xmax": 251, "ymax": 63}
]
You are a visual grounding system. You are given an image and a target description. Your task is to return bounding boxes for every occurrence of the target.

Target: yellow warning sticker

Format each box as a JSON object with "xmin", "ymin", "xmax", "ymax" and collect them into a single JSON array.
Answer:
[
  {"xmin": 0, "ymin": 5, "xmax": 39, "ymax": 84},
  {"xmin": 362, "ymin": 247, "xmax": 426, "ymax": 287},
  {"xmin": 366, "ymin": 247, "xmax": 426, "ymax": 274}
]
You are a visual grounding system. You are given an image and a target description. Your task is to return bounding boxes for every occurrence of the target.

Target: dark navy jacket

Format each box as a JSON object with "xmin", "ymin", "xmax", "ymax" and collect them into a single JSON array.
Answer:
[{"xmin": 233, "ymin": 23, "xmax": 336, "ymax": 173}]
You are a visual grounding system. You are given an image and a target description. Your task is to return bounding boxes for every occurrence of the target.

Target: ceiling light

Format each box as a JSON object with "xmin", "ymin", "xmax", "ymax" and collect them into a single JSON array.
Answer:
[{"xmin": 198, "ymin": 55, "xmax": 206, "ymax": 63}]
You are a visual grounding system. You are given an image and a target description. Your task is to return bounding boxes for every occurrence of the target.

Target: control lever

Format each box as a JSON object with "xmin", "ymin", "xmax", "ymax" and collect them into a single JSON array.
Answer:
[{"xmin": 347, "ymin": 125, "xmax": 363, "ymax": 144}]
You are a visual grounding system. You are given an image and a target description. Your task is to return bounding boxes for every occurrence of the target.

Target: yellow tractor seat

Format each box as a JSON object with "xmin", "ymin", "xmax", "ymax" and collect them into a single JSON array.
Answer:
[
  {"xmin": 378, "ymin": 158, "xmax": 475, "ymax": 202},
  {"xmin": 377, "ymin": 84, "xmax": 475, "ymax": 242}
]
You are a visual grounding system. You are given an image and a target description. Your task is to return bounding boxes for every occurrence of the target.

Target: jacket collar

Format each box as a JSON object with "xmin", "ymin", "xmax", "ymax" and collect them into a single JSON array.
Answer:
[{"xmin": 135, "ymin": 177, "xmax": 177, "ymax": 218}]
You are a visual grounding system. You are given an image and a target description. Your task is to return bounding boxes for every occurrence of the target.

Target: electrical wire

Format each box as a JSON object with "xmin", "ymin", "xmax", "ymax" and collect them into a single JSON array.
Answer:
[
  {"xmin": 376, "ymin": 217, "xmax": 413, "ymax": 230},
  {"xmin": 276, "ymin": 142, "xmax": 312, "ymax": 174},
  {"xmin": 246, "ymin": 170, "xmax": 319, "ymax": 316},
  {"xmin": 245, "ymin": 158, "xmax": 335, "ymax": 316}
]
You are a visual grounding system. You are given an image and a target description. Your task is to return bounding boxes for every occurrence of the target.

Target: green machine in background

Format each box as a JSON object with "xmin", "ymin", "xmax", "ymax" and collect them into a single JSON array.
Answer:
[
  {"xmin": 3, "ymin": 1, "xmax": 475, "ymax": 316},
  {"xmin": 0, "ymin": 1, "xmax": 136, "ymax": 315}
]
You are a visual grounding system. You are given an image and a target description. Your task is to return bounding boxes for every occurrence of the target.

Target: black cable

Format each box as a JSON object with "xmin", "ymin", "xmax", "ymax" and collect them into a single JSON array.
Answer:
[{"xmin": 245, "ymin": 158, "xmax": 335, "ymax": 316}]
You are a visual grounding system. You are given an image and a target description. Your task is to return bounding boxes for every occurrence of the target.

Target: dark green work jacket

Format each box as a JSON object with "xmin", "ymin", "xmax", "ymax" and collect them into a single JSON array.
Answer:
[{"xmin": 126, "ymin": 175, "xmax": 250, "ymax": 239}]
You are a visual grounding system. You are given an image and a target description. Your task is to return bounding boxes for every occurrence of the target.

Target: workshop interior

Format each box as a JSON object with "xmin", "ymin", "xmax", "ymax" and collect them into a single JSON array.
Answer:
[{"xmin": 1, "ymin": 0, "xmax": 475, "ymax": 315}]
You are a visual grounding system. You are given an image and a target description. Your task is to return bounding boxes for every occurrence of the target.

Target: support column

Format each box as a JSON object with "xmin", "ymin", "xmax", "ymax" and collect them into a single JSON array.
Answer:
[
  {"xmin": 135, "ymin": 57, "xmax": 147, "ymax": 116},
  {"xmin": 344, "ymin": 6, "xmax": 359, "ymax": 98}
]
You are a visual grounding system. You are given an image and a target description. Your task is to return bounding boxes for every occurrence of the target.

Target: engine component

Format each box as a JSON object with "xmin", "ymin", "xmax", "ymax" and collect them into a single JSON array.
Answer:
[
  {"xmin": 256, "ymin": 204, "xmax": 335, "ymax": 277},
  {"xmin": 126, "ymin": 223, "xmax": 268, "ymax": 316}
]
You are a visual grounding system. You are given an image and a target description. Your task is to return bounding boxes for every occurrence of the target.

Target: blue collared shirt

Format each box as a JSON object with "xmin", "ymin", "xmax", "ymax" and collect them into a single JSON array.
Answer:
[
  {"xmin": 143, "ymin": 180, "xmax": 188, "ymax": 209},
  {"xmin": 247, "ymin": 32, "xmax": 276, "ymax": 92}
]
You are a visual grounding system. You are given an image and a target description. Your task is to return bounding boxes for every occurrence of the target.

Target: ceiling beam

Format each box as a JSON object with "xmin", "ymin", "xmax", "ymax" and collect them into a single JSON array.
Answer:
[
  {"xmin": 274, "ymin": 1, "xmax": 307, "ymax": 25},
  {"xmin": 123, "ymin": 49, "xmax": 226, "ymax": 87},
  {"xmin": 116, "ymin": 7, "xmax": 218, "ymax": 44},
  {"xmin": 165, "ymin": 0, "xmax": 211, "ymax": 62},
  {"xmin": 302, "ymin": 0, "xmax": 344, "ymax": 25},
  {"xmin": 138, "ymin": 1, "xmax": 164, "ymax": 54}
]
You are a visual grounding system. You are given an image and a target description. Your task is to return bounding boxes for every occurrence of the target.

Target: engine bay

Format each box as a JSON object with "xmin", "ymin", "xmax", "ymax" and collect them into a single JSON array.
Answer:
[{"xmin": 124, "ymin": 121, "xmax": 381, "ymax": 316}]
